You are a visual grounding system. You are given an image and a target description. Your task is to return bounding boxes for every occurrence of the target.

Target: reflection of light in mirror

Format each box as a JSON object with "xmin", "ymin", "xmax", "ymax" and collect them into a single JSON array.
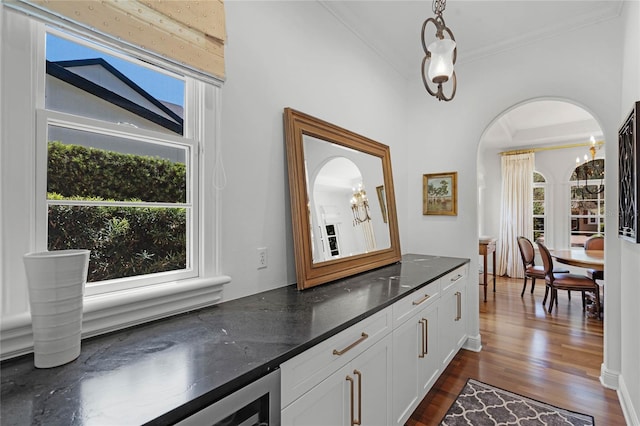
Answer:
[
  {"xmin": 330, "ymin": 142, "xmax": 358, "ymax": 154},
  {"xmin": 350, "ymin": 183, "xmax": 376, "ymax": 252},
  {"xmin": 80, "ymin": 344, "xmax": 191, "ymax": 424},
  {"xmin": 350, "ymin": 183, "xmax": 372, "ymax": 226},
  {"xmin": 304, "ymin": 135, "xmax": 390, "ymax": 264},
  {"xmin": 312, "ymin": 157, "xmax": 368, "ymax": 262}
]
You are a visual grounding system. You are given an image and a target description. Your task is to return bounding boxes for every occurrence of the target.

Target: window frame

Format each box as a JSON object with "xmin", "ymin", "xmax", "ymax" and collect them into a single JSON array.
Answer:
[
  {"xmin": 532, "ymin": 171, "xmax": 547, "ymax": 243},
  {"xmin": 0, "ymin": 6, "xmax": 229, "ymax": 360},
  {"xmin": 569, "ymin": 160, "xmax": 605, "ymax": 245},
  {"xmin": 36, "ymin": 109, "xmax": 200, "ymax": 296}
]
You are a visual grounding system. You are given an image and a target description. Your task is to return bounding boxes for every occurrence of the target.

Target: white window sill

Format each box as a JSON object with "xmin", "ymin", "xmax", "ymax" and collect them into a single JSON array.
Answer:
[{"xmin": 0, "ymin": 275, "xmax": 231, "ymax": 360}]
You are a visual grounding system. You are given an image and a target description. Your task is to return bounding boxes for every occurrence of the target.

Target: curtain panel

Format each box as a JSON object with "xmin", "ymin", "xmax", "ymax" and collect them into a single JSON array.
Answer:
[
  {"xmin": 498, "ymin": 152, "xmax": 534, "ymax": 278},
  {"xmin": 9, "ymin": 0, "xmax": 226, "ymax": 80}
]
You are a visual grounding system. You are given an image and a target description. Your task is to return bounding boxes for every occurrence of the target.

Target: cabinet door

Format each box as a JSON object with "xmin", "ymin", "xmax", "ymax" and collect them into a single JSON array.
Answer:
[
  {"xmin": 452, "ymin": 285, "xmax": 466, "ymax": 349},
  {"xmin": 417, "ymin": 305, "xmax": 439, "ymax": 395},
  {"xmin": 391, "ymin": 304, "xmax": 439, "ymax": 426},
  {"xmin": 281, "ymin": 364, "xmax": 350, "ymax": 426},
  {"xmin": 439, "ymin": 283, "xmax": 465, "ymax": 367},
  {"xmin": 391, "ymin": 312, "xmax": 421, "ymax": 425},
  {"xmin": 354, "ymin": 333, "xmax": 392, "ymax": 426},
  {"xmin": 282, "ymin": 335, "xmax": 391, "ymax": 426}
]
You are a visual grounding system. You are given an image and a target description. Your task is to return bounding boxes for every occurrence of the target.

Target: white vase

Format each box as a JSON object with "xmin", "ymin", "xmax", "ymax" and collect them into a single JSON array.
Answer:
[{"xmin": 23, "ymin": 249, "xmax": 90, "ymax": 368}]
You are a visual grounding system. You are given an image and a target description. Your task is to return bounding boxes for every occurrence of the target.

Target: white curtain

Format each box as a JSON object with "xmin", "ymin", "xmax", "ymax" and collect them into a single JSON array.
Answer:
[
  {"xmin": 357, "ymin": 221, "xmax": 377, "ymax": 253},
  {"xmin": 498, "ymin": 152, "xmax": 534, "ymax": 278}
]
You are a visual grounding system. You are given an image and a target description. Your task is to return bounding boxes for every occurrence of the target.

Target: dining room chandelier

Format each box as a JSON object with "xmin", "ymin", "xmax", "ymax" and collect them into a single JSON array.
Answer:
[
  {"xmin": 421, "ymin": 0, "xmax": 457, "ymax": 101},
  {"xmin": 574, "ymin": 136, "xmax": 605, "ymax": 197},
  {"xmin": 350, "ymin": 184, "xmax": 371, "ymax": 226}
]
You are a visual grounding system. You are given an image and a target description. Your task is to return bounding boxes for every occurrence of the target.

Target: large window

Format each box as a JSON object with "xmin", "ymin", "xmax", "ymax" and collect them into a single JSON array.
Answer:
[
  {"xmin": 532, "ymin": 171, "xmax": 546, "ymax": 243},
  {"xmin": 569, "ymin": 159, "xmax": 605, "ymax": 247},
  {"xmin": 1, "ymin": 6, "xmax": 226, "ymax": 357},
  {"xmin": 40, "ymin": 31, "xmax": 197, "ymax": 295}
]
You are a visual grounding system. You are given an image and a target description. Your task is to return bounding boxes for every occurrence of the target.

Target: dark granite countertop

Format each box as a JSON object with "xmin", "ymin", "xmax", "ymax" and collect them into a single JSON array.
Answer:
[{"xmin": 1, "ymin": 254, "xmax": 469, "ymax": 425}]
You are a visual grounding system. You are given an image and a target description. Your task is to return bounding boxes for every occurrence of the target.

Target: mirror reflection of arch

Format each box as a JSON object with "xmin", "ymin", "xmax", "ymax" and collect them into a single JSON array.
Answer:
[{"xmin": 304, "ymin": 135, "xmax": 391, "ymax": 263}]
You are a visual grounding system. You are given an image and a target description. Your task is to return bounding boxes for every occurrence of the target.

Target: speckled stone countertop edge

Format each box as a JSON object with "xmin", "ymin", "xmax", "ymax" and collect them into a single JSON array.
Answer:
[{"xmin": 1, "ymin": 254, "xmax": 470, "ymax": 426}]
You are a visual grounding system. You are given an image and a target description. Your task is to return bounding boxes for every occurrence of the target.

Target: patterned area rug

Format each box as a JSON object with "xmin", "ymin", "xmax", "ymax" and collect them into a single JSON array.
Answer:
[{"xmin": 440, "ymin": 378, "xmax": 595, "ymax": 426}]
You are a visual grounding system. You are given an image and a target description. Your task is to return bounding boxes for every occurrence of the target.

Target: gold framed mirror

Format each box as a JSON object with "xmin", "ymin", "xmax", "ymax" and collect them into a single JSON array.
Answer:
[{"xmin": 284, "ymin": 108, "xmax": 401, "ymax": 290}]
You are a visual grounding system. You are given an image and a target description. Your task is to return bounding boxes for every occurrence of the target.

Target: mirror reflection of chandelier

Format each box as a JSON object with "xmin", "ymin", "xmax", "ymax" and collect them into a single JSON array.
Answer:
[
  {"xmin": 350, "ymin": 183, "xmax": 371, "ymax": 226},
  {"xmin": 574, "ymin": 136, "xmax": 605, "ymax": 198}
]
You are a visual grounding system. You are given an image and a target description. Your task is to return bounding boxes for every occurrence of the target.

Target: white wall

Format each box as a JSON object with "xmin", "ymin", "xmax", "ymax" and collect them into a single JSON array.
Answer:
[
  {"xmin": 404, "ymin": 4, "xmax": 625, "ymax": 405},
  {"xmin": 220, "ymin": 1, "xmax": 409, "ymax": 301},
  {"xmin": 618, "ymin": 1, "xmax": 640, "ymax": 424}
]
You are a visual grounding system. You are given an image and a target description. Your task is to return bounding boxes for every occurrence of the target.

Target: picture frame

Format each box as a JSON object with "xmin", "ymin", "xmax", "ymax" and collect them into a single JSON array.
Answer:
[
  {"xmin": 618, "ymin": 101, "xmax": 640, "ymax": 243},
  {"xmin": 423, "ymin": 172, "xmax": 457, "ymax": 216},
  {"xmin": 376, "ymin": 185, "xmax": 388, "ymax": 223}
]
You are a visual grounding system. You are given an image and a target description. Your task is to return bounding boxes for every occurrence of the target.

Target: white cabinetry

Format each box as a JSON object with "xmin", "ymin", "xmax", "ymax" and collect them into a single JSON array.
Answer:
[
  {"xmin": 281, "ymin": 309, "xmax": 392, "ymax": 426},
  {"xmin": 439, "ymin": 266, "xmax": 468, "ymax": 366},
  {"xmin": 391, "ymin": 300, "xmax": 439, "ymax": 425},
  {"xmin": 281, "ymin": 263, "xmax": 469, "ymax": 426},
  {"xmin": 281, "ymin": 363, "xmax": 351, "ymax": 426}
]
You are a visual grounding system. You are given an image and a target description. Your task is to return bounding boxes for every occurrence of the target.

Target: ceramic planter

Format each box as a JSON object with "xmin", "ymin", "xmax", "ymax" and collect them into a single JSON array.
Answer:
[{"xmin": 23, "ymin": 249, "xmax": 90, "ymax": 368}]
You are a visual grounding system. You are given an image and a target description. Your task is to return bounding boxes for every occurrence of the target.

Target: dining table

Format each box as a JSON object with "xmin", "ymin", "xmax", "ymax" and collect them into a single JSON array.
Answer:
[
  {"xmin": 550, "ymin": 248, "xmax": 604, "ymax": 271},
  {"xmin": 550, "ymin": 248, "xmax": 604, "ymax": 319}
]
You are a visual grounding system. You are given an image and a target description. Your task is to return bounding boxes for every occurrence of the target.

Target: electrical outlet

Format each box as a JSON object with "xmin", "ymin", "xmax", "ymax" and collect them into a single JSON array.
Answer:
[{"xmin": 257, "ymin": 247, "xmax": 268, "ymax": 269}]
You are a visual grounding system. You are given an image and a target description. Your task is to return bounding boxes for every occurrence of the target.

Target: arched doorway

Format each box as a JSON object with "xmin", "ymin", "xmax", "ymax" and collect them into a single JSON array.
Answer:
[{"xmin": 477, "ymin": 99, "xmax": 605, "ymax": 277}]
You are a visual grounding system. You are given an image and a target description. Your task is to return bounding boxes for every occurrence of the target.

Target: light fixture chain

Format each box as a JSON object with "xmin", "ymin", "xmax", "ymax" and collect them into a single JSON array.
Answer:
[{"xmin": 433, "ymin": 0, "xmax": 446, "ymax": 15}]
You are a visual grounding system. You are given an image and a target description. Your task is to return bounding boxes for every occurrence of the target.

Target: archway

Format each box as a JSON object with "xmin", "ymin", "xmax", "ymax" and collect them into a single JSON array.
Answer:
[{"xmin": 477, "ymin": 99, "xmax": 605, "ymax": 268}]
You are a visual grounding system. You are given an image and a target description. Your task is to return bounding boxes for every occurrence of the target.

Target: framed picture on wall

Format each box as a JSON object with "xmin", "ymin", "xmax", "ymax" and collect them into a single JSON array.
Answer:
[
  {"xmin": 618, "ymin": 101, "xmax": 640, "ymax": 243},
  {"xmin": 423, "ymin": 172, "xmax": 458, "ymax": 216}
]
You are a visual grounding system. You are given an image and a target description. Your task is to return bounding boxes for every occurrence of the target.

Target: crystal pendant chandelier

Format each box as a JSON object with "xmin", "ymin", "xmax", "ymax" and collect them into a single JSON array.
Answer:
[
  {"xmin": 574, "ymin": 136, "xmax": 605, "ymax": 197},
  {"xmin": 350, "ymin": 183, "xmax": 371, "ymax": 226}
]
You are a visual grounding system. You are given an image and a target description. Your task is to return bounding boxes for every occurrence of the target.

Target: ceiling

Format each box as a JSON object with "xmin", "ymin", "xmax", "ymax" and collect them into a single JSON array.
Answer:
[
  {"xmin": 320, "ymin": 1, "xmax": 623, "ymax": 149},
  {"xmin": 480, "ymin": 100, "xmax": 604, "ymax": 150}
]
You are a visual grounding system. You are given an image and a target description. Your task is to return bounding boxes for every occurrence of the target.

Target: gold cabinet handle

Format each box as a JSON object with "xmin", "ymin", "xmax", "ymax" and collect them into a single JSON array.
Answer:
[
  {"xmin": 333, "ymin": 332, "xmax": 369, "ymax": 356},
  {"xmin": 455, "ymin": 291, "xmax": 462, "ymax": 321},
  {"xmin": 450, "ymin": 274, "xmax": 463, "ymax": 283},
  {"xmin": 354, "ymin": 370, "xmax": 362, "ymax": 426},
  {"xmin": 422, "ymin": 318, "xmax": 428, "ymax": 355},
  {"xmin": 346, "ymin": 371, "xmax": 362, "ymax": 426},
  {"xmin": 418, "ymin": 318, "xmax": 426, "ymax": 358},
  {"xmin": 346, "ymin": 375, "xmax": 355, "ymax": 426},
  {"xmin": 412, "ymin": 294, "xmax": 431, "ymax": 306}
]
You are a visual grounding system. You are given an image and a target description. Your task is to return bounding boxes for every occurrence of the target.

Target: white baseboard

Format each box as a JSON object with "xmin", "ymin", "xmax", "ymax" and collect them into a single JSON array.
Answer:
[
  {"xmin": 463, "ymin": 333, "xmax": 482, "ymax": 352},
  {"xmin": 600, "ymin": 362, "xmax": 620, "ymax": 389},
  {"xmin": 618, "ymin": 376, "xmax": 639, "ymax": 426}
]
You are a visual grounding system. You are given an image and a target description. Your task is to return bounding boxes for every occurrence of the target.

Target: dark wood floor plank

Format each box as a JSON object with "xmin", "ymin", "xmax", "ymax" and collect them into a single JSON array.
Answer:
[{"xmin": 407, "ymin": 275, "xmax": 626, "ymax": 426}]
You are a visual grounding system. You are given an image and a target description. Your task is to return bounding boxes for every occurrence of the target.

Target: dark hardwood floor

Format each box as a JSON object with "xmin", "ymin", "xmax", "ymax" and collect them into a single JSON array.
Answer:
[{"xmin": 407, "ymin": 275, "xmax": 626, "ymax": 425}]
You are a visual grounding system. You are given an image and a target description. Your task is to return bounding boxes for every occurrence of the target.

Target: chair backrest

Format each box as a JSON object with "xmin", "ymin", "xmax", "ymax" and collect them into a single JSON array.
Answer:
[
  {"xmin": 584, "ymin": 235, "xmax": 604, "ymax": 250},
  {"xmin": 517, "ymin": 236, "xmax": 535, "ymax": 268},
  {"xmin": 537, "ymin": 242, "xmax": 555, "ymax": 283}
]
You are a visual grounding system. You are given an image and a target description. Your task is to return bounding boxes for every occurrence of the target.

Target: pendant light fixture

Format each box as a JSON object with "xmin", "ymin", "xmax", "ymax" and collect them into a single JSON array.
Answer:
[{"xmin": 421, "ymin": 0, "xmax": 457, "ymax": 101}]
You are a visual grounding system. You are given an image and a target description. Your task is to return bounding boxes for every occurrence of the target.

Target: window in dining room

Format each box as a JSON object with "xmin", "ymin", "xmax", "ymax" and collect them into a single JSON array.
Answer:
[
  {"xmin": 569, "ymin": 159, "xmax": 605, "ymax": 247},
  {"xmin": 532, "ymin": 171, "xmax": 546, "ymax": 243}
]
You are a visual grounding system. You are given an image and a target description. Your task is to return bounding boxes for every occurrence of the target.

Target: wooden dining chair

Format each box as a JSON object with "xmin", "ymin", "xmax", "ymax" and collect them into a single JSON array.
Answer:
[
  {"xmin": 584, "ymin": 235, "xmax": 604, "ymax": 282},
  {"xmin": 537, "ymin": 242, "xmax": 600, "ymax": 315},
  {"xmin": 516, "ymin": 236, "xmax": 568, "ymax": 297}
]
